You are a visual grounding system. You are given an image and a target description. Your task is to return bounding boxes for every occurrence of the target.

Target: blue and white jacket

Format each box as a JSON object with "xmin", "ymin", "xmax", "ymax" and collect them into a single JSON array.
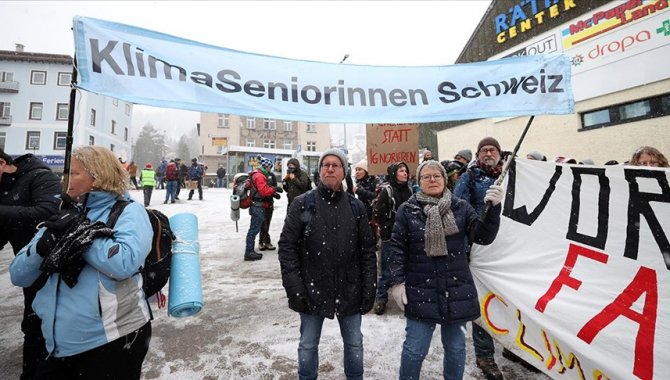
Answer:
[{"xmin": 10, "ymin": 191, "xmax": 152, "ymax": 358}]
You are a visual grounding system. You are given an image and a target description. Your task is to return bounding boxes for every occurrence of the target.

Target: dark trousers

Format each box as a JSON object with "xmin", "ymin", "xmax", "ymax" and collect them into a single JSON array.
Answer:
[
  {"xmin": 472, "ymin": 322, "xmax": 496, "ymax": 358},
  {"xmin": 129, "ymin": 176, "xmax": 139, "ymax": 190},
  {"xmin": 21, "ymin": 283, "xmax": 47, "ymax": 380},
  {"xmin": 258, "ymin": 206, "xmax": 274, "ymax": 246},
  {"xmin": 34, "ymin": 322, "xmax": 151, "ymax": 380},
  {"xmin": 188, "ymin": 179, "xmax": 203, "ymax": 200},
  {"xmin": 143, "ymin": 186, "xmax": 153, "ymax": 207}
]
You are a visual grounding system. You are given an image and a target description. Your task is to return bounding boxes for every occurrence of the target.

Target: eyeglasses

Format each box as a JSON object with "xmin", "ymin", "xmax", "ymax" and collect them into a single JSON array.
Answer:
[
  {"xmin": 321, "ymin": 163, "xmax": 342, "ymax": 170},
  {"xmin": 479, "ymin": 147, "xmax": 498, "ymax": 154},
  {"xmin": 419, "ymin": 174, "xmax": 444, "ymax": 182}
]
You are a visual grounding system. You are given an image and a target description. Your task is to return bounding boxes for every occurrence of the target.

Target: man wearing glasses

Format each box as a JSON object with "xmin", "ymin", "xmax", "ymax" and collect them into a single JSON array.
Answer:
[
  {"xmin": 278, "ymin": 148, "xmax": 377, "ymax": 380},
  {"xmin": 453, "ymin": 137, "xmax": 505, "ymax": 379}
]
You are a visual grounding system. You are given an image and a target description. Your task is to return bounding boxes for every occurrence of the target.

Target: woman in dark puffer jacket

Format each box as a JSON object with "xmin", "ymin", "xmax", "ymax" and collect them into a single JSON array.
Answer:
[{"xmin": 388, "ymin": 160, "xmax": 503, "ymax": 380}]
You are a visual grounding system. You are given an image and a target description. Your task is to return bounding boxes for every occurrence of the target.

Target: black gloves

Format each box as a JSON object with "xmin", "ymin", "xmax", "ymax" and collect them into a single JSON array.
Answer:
[
  {"xmin": 35, "ymin": 198, "xmax": 86, "ymax": 257},
  {"xmin": 360, "ymin": 297, "xmax": 375, "ymax": 315},
  {"xmin": 288, "ymin": 296, "xmax": 309, "ymax": 313},
  {"xmin": 275, "ymin": 186, "xmax": 283, "ymax": 193},
  {"xmin": 36, "ymin": 230, "xmax": 60, "ymax": 257}
]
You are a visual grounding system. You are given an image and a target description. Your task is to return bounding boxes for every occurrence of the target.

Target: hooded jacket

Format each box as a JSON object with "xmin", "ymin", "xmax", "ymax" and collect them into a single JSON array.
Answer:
[
  {"xmin": 388, "ymin": 195, "xmax": 501, "ymax": 324},
  {"xmin": 373, "ymin": 162, "xmax": 413, "ymax": 240},
  {"xmin": 282, "ymin": 158, "xmax": 311, "ymax": 204},
  {"xmin": 0, "ymin": 154, "xmax": 61, "ymax": 254},
  {"xmin": 10, "ymin": 191, "xmax": 153, "ymax": 357},
  {"xmin": 278, "ymin": 185, "xmax": 377, "ymax": 319},
  {"xmin": 354, "ymin": 173, "xmax": 381, "ymax": 222}
]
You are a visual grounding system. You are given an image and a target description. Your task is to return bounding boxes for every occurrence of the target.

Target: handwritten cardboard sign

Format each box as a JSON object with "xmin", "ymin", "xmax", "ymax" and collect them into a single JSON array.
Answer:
[{"xmin": 366, "ymin": 123, "xmax": 419, "ymax": 176}]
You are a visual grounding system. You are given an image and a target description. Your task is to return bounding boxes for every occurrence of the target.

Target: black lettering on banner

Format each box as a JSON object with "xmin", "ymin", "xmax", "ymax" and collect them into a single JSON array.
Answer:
[
  {"xmin": 90, "ymin": 39, "xmax": 124, "ymax": 74},
  {"xmin": 502, "ymin": 160, "xmax": 562, "ymax": 225},
  {"xmin": 624, "ymin": 169, "xmax": 670, "ymax": 269},
  {"xmin": 566, "ymin": 167, "xmax": 610, "ymax": 250}
]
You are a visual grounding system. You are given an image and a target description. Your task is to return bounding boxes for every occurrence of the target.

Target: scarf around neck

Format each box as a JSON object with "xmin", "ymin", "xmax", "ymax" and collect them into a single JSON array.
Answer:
[{"xmin": 415, "ymin": 189, "xmax": 459, "ymax": 257}]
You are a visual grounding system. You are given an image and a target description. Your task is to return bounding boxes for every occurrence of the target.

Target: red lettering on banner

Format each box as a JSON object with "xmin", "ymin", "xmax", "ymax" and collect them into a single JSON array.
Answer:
[
  {"xmin": 381, "ymin": 128, "xmax": 411, "ymax": 144},
  {"xmin": 577, "ymin": 266, "xmax": 658, "ymax": 380},
  {"xmin": 535, "ymin": 244, "xmax": 609, "ymax": 312},
  {"xmin": 588, "ymin": 30, "xmax": 651, "ymax": 59}
]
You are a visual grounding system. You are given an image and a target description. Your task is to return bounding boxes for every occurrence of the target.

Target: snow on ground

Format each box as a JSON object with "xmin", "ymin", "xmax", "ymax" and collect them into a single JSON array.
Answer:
[{"xmin": 0, "ymin": 187, "xmax": 550, "ymax": 379}]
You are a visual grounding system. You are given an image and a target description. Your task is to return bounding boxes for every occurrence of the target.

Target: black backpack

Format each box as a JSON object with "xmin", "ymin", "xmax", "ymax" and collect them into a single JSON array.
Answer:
[{"xmin": 107, "ymin": 200, "xmax": 176, "ymax": 298}]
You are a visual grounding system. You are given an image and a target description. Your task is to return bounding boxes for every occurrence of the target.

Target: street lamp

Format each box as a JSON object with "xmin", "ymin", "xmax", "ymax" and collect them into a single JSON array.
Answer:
[{"xmin": 339, "ymin": 54, "xmax": 349, "ymax": 152}]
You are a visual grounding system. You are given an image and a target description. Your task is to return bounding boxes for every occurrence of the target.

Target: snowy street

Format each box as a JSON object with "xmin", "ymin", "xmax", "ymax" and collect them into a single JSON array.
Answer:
[{"xmin": 0, "ymin": 187, "xmax": 550, "ymax": 379}]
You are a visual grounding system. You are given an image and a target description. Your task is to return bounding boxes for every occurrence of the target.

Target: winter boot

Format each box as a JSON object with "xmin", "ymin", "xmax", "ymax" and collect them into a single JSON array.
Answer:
[
  {"xmin": 244, "ymin": 251, "xmax": 263, "ymax": 261},
  {"xmin": 476, "ymin": 357, "xmax": 503, "ymax": 380},
  {"xmin": 264, "ymin": 243, "xmax": 276, "ymax": 251},
  {"xmin": 259, "ymin": 243, "xmax": 268, "ymax": 251},
  {"xmin": 503, "ymin": 348, "xmax": 540, "ymax": 372},
  {"xmin": 373, "ymin": 300, "xmax": 387, "ymax": 315}
]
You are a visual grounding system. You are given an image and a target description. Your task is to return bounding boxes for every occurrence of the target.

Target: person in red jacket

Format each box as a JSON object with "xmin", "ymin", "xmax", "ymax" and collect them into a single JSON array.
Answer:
[
  {"xmin": 164, "ymin": 160, "xmax": 179, "ymax": 204},
  {"xmin": 244, "ymin": 157, "xmax": 281, "ymax": 261}
]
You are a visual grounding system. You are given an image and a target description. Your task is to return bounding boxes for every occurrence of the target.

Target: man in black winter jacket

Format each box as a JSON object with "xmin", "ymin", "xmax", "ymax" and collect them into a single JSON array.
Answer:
[
  {"xmin": 0, "ymin": 150, "xmax": 61, "ymax": 380},
  {"xmin": 278, "ymin": 148, "xmax": 377, "ymax": 380}
]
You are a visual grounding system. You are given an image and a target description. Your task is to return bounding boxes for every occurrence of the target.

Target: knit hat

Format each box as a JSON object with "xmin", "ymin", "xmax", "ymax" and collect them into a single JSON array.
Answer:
[
  {"xmin": 354, "ymin": 159, "xmax": 368, "ymax": 172},
  {"xmin": 477, "ymin": 137, "xmax": 501, "ymax": 154},
  {"xmin": 287, "ymin": 158, "xmax": 300, "ymax": 168},
  {"xmin": 259, "ymin": 156, "xmax": 274, "ymax": 170},
  {"xmin": 526, "ymin": 151, "xmax": 546, "ymax": 161},
  {"xmin": 145, "ymin": 163, "xmax": 152, "ymax": 169},
  {"xmin": 454, "ymin": 149, "xmax": 472, "ymax": 163},
  {"xmin": 445, "ymin": 161, "xmax": 463, "ymax": 177},
  {"xmin": 580, "ymin": 158, "xmax": 595, "ymax": 165},
  {"xmin": 318, "ymin": 148, "xmax": 348, "ymax": 169}
]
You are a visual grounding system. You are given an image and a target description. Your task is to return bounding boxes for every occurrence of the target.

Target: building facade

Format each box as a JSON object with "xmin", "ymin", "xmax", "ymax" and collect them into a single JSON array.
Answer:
[
  {"xmin": 435, "ymin": 0, "xmax": 670, "ymax": 164},
  {"xmin": 197, "ymin": 112, "xmax": 331, "ymax": 181},
  {"xmin": 0, "ymin": 45, "xmax": 133, "ymax": 173}
]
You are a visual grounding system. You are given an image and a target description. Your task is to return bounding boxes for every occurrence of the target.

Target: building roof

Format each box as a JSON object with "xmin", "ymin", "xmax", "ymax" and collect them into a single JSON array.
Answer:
[{"xmin": 0, "ymin": 50, "xmax": 72, "ymax": 65}]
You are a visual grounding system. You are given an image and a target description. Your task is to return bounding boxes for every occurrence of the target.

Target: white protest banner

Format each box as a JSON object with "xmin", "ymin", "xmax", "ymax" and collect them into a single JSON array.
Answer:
[
  {"xmin": 72, "ymin": 16, "xmax": 575, "ymax": 124},
  {"xmin": 471, "ymin": 159, "xmax": 670, "ymax": 380}
]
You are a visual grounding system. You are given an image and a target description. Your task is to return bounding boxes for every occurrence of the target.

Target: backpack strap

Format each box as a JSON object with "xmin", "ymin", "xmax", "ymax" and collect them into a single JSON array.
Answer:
[{"xmin": 107, "ymin": 199, "xmax": 131, "ymax": 228}]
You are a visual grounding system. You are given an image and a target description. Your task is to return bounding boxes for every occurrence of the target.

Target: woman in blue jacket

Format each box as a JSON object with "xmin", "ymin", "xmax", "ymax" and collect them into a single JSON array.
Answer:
[
  {"xmin": 10, "ymin": 146, "xmax": 153, "ymax": 379},
  {"xmin": 388, "ymin": 160, "xmax": 503, "ymax": 380}
]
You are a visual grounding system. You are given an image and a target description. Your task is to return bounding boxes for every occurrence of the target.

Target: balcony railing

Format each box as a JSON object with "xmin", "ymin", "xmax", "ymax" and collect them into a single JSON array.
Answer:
[
  {"xmin": 0, "ymin": 80, "xmax": 19, "ymax": 93},
  {"xmin": 0, "ymin": 115, "xmax": 12, "ymax": 126}
]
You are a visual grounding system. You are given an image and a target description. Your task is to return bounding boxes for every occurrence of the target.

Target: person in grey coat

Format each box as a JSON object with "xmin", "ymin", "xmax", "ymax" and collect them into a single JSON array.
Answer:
[
  {"xmin": 388, "ymin": 160, "xmax": 503, "ymax": 380},
  {"xmin": 278, "ymin": 148, "xmax": 377, "ymax": 380}
]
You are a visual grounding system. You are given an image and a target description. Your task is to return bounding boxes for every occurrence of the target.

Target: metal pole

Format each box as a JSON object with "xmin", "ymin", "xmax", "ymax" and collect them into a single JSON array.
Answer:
[
  {"xmin": 62, "ymin": 57, "xmax": 78, "ymax": 192},
  {"xmin": 481, "ymin": 115, "xmax": 535, "ymax": 220}
]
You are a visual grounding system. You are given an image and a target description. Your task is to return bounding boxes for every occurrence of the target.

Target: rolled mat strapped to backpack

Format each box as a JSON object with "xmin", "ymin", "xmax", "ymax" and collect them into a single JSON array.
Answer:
[{"xmin": 167, "ymin": 213, "xmax": 204, "ymax": 318}]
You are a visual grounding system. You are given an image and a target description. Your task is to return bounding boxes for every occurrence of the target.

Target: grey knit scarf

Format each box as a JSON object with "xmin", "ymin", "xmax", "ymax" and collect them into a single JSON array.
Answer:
[{"xmin": 415, "ymin": 189, "xmax": 459, "ymax": 257}]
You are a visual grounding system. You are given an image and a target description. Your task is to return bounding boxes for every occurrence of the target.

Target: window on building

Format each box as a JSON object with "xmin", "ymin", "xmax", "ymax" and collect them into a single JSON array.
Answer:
[
  {"xmin": 0, "ymin": 72, "xmax": 14, "ymax": 82},
  {"xmin": 112, "ymin": 98, "xmax": 118, "ymax": 106},
  {"xmin": 246, "ymin": 139, "xmax": 255, "ymax": 147},
  {"xmin": 0, "ymin": 102, "xmax": 10, "ymax": 118},
  {"xmin": 580, "ymin": 92, "xmax": 670, "ymax": 130},
  {"xmin": 124, "ymin": 128, "xmax": 128, "ymax": 141},
  {"xmin": 125, "ymin": 104, "xmax": 131, "ymax": 116},
  {"xmin": 29, "ymin": 102, "xmax": 43, "ymax": 120},
  {"xmin": 283, "ymin": 121, "xmax": 293, "ymax": 131},
  {"xmin": 263, "ymin": 139, "xmax": 276, "ymax": 149},
  {"xmin": 306, "ymin": 141, "xmax": 316, "ymax": 151},
  {"xmin": 26, "ymin": 131, "xmax": 40, "ymax": 150},
  {"xmin": 56, "ymin": 103, "xmax": 69, "ymax": 120},
  {"xmin": 283, "ymin": 142, "xmax": 293, "ymax": 150},
  {"xmin": 110, "ymin": 144, "xmax": 115, "ymax": 152},
  {"xmin": 306, "ymin": 123, "xmax": 316, "ymax": 133},
  {"xmin": 111, "ymin": 120, "xmax": 117, "ymax": 134},
  {"xmin": 263, "ymin": 119, "xmax": 276, "ymax": 130},
  {"xmin": 90, "ymin": 109, "xmax": 96, "ymax": 126},
  {"xmin": 218, "ymin": 113, "xmax": 229, "ymax": 128},
  {"xmin": 247, "ymin": 118, "xmax": 256, "ymax": 129},
  {"xmin": 89, "ymin": 135, "xmax": 95, "ymax": 146},
  {"xmin": 0, "ymin": 132, "xmax": 6, "ymax": 150},
  {"xmin": 31, "ymin": 70, "xmax": 46, "ymax": 85},
  {"xmin": 57, "ymin": 72, "xmax": 71, "ymax": 86},
  {"xmin": 54, "ymin": 131, "xmax": 67, "ymax": 150}
]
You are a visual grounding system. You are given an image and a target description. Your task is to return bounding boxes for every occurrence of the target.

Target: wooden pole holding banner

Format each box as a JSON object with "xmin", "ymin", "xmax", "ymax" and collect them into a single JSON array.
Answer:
[
  {"xmin": 62, "ymin": 57, "xmax": 78, "ymax": 192},
  {"xmin": 481, "ymin": 115, "xmax": 535, "ymax": 220}
]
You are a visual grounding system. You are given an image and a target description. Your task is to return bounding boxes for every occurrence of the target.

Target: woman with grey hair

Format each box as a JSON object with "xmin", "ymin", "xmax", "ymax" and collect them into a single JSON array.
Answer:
[{"xmin": 388, "ymin": 160, "xmax": 503, "ymax": 379}]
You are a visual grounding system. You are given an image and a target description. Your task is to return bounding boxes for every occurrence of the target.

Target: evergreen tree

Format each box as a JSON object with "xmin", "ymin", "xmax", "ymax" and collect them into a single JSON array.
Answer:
[
  {"xmin": 176, "ymin": 135, "xmax": 191, "ymax": 162},
  {"xmin": 133, "ymin": 123, "xmax": 166, "ymax": 168}
]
